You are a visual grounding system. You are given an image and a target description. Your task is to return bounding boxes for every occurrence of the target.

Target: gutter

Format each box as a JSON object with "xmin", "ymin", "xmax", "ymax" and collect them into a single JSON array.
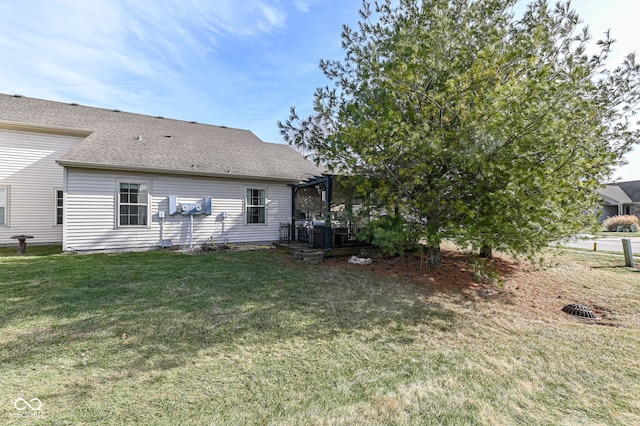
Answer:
[
  {"xmin": 0, "ymin": 120, "xmax": 92, "ymax": 137},
  {"xmin": 55, "ymin": 159, "xmax": 314, "ymax": 183}
]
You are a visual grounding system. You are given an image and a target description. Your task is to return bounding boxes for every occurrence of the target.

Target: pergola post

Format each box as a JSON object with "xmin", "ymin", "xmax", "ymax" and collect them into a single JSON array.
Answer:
[
  {"xmin": 324, "ymin": 174, "xmax": 333, "ymax": 250},
  {"xmin": 291, "ymin": 185, "xmax": 297, "ymax": 241}
]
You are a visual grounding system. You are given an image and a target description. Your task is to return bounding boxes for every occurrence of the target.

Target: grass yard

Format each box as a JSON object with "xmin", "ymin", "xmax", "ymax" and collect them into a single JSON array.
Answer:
[{"xmin": 1, "ymin": 246, "xmax": 639, "ymax": 425}]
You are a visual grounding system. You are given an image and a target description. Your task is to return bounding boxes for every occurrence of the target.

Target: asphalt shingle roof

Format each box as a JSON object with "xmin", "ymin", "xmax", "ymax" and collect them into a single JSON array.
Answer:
[
  {"xmin": 615, "ymin": 180, "xmax": 640, "ymax": 203},
  {"xmin": 598, "ymin": 180, "xmax": 640, "ymax": 204},
  {"xmin": 0, "ymin": 93, "xmax": 323, "ymax": 182}
]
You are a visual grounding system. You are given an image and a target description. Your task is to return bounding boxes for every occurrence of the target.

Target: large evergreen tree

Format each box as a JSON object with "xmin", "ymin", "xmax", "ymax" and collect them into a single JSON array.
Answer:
[{"xmin": 279, "ymin": 0, "xmax": 640, "ymax": 266}]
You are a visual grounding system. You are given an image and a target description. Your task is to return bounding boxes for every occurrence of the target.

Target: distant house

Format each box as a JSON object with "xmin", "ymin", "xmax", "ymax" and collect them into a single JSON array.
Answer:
[
  {"xmin": 0, "ymin": 93, "xmax": 322, "ymax": 252},
  {"xmin": 597, "ymin": 180, "xmax": 640, "ymax": 221}
]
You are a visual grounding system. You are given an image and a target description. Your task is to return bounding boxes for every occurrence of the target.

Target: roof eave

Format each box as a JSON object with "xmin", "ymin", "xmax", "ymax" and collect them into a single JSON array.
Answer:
[
  {"xmin": 56, "ymin": 159, "xmax": 311, "ymax": 183},
  {"xmin": 0, "ymin": 119, "xmax": 92, "ymax": 137}
]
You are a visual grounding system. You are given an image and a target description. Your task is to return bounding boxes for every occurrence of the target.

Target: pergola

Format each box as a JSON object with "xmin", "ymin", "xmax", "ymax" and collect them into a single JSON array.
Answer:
[
  {"xmin": 285, "ymin": 174, "xmax": 367, "ymax": 250},
  {"xmin": 290, "ymin": 174, "xmax": 335, "ymax": 249}
]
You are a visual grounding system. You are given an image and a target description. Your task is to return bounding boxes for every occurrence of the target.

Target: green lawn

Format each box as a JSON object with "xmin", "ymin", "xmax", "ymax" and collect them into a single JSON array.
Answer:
[{"xmin": 1, "ymin": 246, "xmax": 639, "ymax": 425}]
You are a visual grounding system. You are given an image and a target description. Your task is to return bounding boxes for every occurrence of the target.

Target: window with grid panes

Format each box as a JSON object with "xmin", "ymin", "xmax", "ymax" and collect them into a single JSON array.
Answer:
[
  {"xmin": 245, "ymin": 188, "xmax": 265, "ymax": 224},
  {"xmin": 119, "ymin": 183, "xmax": 148, "ymax": 226},
  {"xmin": 56, "ymin": 190, "xmax": 63, "ymax": 225}
]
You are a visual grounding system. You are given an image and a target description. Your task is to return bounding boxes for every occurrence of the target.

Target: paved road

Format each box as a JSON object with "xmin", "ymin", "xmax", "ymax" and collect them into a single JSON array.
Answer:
[{"xmin": 556, "ymin": 235, "xmax": 640, "ymax": 254}]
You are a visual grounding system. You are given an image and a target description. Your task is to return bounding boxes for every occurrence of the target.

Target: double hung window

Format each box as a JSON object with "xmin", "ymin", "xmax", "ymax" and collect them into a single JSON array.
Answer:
[
  {"xmin": 246, "ymin": 188, "xmax": 266, "ymax": 224},
  {"xmin": 119, "ymin": 183, "xmax": 148, "ymax": 226},
  {"xmin": 56, "ymin": 190, "xmax": 63, "ymax": 225}
]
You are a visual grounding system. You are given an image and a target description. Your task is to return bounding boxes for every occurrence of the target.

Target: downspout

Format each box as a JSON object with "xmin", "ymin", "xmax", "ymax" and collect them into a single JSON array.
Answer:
[
  {"xmin": 221, "ymin": 211, "xmax": 228, "ymax": 244},
  {"xmin": 62, "ymin": 166, "xmax": 68, "ymax": 252},
  {"xmin": 160, "ymin": 212, "xmax": 165, "ymax": 247},
  {"xmin": 189, "ymin": 214, "xmax": 194, "ymax": 249}
]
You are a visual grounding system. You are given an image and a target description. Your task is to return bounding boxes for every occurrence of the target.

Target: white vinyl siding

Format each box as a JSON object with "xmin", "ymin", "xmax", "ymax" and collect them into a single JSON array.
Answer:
[
  {"xmin": 64, "ymin": 169, "xmax": 292, "ymax": 252},
  {"xmin": 0, "ymin": 129, "xmax": 83, "ymax": 245}
]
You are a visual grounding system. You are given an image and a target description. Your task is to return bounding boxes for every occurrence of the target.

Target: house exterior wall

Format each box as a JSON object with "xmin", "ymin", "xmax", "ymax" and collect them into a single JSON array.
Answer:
[
  {"xmin": 626, "ymin": 204, "xmax": 640, "ymax": 217},
  {"xmin": 598, "ymin": 204, "xmax": 621, "ymax": 222},
  {"xmin": 597, "ymin": 202, "xmax": 640, "ymax": 222},
  {"xmin": 0, "ymin": 128, "xmax": 83, "ymax": 245},
  {"xmin": 64, "ymin": 168, "xmax": 292, "ymax": 252}
]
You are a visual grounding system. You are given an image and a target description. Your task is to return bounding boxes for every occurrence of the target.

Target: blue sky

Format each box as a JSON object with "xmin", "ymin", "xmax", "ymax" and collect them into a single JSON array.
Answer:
[{"xmin": 1, "ymin": 0, "xmax": 638, "ymax": 181}]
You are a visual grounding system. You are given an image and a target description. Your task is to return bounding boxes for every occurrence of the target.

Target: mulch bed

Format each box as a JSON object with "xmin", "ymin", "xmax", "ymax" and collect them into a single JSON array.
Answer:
[{"xmin": 323, "ymin": 250, "xmax": 622, "ymax": 327}]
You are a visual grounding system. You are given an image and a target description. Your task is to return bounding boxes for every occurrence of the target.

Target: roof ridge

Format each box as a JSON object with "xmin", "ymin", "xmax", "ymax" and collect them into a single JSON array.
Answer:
[{"xmin": 0, "ymin": 92, "xmax": 243, "ymax": 133}]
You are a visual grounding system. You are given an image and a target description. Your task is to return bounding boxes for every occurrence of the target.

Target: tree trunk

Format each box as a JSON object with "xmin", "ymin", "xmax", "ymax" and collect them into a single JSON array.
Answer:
[
  {"xmin": 425, "ymin": 245, "xmax": 442, "ymax": 268},
  {"xmin": 479, "ymin": 244, "xmax": 493, "ymax": 259}
]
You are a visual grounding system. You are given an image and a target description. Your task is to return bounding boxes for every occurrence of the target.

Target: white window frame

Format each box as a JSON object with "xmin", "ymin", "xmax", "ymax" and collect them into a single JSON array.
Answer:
[
  {"xmin": 0, "ymin": 186, "xmax": 8, "ymax": 226},
  {"xmin": 54, "ymin": 188, "xmax": 64, "ymax": 226},
  {"xmin": 245, "ymin": 187, "xmax": 267, "ymax": 225},
  {"xmin": 117, "ymin": 181, "xmax": 150, "ymax": 228}
]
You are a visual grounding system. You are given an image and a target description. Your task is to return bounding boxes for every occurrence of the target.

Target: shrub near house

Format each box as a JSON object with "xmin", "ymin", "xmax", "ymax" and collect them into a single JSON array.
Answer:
[{"xmin": 602, "ymin": 215, "xmax": 640, "ymax": 232}]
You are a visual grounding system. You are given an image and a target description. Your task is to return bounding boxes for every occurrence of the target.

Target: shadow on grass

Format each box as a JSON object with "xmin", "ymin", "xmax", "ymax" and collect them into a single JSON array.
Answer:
[
  {"xmin": 0, "ymin": 244, "xmax": 62, "ymax": 257},
  {"xmin": 0, "ymin": 249, "xmax": 457, "ymax": 372}
]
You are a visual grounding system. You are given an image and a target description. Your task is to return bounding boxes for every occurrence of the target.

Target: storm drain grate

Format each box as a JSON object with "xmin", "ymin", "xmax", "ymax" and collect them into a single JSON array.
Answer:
[{"xmin": 562, "ymin": 303, "xmax": 597, "ymax": 319}]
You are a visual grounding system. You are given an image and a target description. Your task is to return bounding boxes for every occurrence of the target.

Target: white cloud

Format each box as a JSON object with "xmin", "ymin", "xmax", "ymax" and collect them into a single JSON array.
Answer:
[
  {"xmin": 170, "ymin": 0, "xmax": 287, "ymax": 38},
  {"xmin": 0, "ymin": 0, "xmax": 290, "ymax": 107},
  {"xmin": 293, "ymin": 0, "xmax": 316, "ymax": 13},
  {"xmin": 294, "ymin": 1, "xmax": 311, "ymax": 13}
]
